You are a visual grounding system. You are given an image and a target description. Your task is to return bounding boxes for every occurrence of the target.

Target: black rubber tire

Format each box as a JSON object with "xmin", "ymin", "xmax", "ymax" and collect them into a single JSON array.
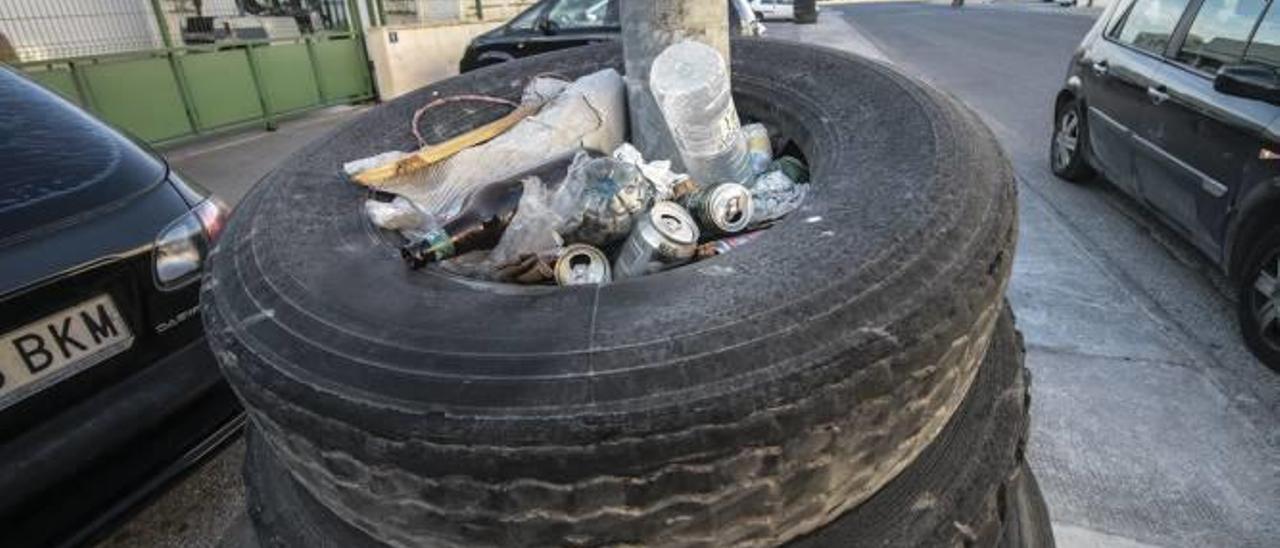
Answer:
[
  {"xmin": 241, "ymin": 309, "xmax": 1052, "ymax": 547},
  {"xmin": 1236, "ymin": 225, "xmax": 1280, "ymax": 373},
  {"xmin": 205, "ymin": 39, "xmax": 1018, "ymax": 547},
  {"xmin": 1049, "ymin": 97, "xmax": 1095, "ymax": 182},
  {"xmin": 794, "ymin": 0, "xmax": 819, "ymax": 23}
]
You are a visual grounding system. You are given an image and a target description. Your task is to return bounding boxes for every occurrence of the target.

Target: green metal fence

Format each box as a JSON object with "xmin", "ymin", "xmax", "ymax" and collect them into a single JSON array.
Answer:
[{"xmin": 3, "ymin": 0, "xmax": 373, "ymax": 145}]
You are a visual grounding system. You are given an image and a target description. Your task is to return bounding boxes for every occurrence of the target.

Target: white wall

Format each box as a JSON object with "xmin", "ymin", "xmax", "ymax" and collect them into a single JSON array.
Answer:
[{"xmin": 364, "ymin": 21, "xmax": 500, "ymax": 100}]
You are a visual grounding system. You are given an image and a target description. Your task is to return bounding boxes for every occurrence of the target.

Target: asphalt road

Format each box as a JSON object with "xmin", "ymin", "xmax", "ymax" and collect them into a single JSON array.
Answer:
[{"xmin": 820, "ymin": 3, "xmax": 1280, "ymax": 546}]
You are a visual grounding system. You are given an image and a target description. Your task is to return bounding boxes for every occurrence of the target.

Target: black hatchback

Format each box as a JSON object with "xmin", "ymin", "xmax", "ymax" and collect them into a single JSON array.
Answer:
[
  {"xmin": 460, "ymin": 0, "xmax": 764, "ymax": 72},
  {"xmin": 1052, "ymin": 0, "xmax": 1280, "ymax": 372},
  {"xmin": 0, "ymin": 68, "xmax": 241, "ymax": 545}
]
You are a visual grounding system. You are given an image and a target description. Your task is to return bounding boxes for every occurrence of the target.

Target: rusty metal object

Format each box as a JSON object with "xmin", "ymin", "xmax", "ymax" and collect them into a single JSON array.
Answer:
[{"xmin": 493, "ymin": 252, "xmax": 557, "ymax": 284}]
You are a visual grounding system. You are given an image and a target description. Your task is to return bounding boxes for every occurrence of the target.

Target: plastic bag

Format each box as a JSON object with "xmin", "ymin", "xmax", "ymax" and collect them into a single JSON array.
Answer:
[
  {"xmin": 557, "ymin": 155, "xmax": 655, "ymax": 247},
  {"xmin": 747, "ymin": 168, "xmax": 808, "ymax": 228},
  {"xmin": 487, "ymin": 176, "xmax": 565, "ymax": 265},
  {"xmin": 377, "ymin": 69, "xmax": 627, "ymax": 220}
]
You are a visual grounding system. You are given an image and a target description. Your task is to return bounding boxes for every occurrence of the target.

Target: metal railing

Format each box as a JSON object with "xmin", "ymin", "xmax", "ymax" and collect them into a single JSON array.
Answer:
[
  {"xmin": 0, "ymin": 0, "xmax": 355, "ymax": 63},
  {"xmin": 5, "ymin": 0, "xmax": 372, "ymax": 145}
]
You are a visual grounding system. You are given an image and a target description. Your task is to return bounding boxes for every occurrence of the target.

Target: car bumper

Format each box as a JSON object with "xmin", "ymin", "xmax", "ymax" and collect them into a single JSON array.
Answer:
[{"xmin": 0, "ymin": 336, "xmax": 242, "ymax": 547}]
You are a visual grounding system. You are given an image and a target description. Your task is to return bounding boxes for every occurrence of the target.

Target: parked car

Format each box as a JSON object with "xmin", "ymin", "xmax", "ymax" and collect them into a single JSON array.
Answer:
[
  {"xmin": 750, "ymin": 0, "xmax": 796, "ymax": 21},
  {"xmin": 460, "ymin": 0, "xmax": 765, "ymax": 72},
  {"xmin": 0, "ymin": 68, "xmax": 241, "ymax": 545},
  {"xmin": 1051, "ymin": 0, "xmax": 1280, "ymax": 372}
]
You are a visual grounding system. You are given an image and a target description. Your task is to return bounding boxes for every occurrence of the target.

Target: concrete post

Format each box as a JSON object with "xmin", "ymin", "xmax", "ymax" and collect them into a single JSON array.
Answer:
[{"xmin": 621, "ymin": 0, "xmax": 730, "ymax": 167}]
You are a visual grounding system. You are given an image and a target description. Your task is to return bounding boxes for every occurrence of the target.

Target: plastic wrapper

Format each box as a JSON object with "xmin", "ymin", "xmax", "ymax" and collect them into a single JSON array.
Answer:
[
  {"xmin": 611, "ymin": 143, "xmax": 687, "ymax": 201},
  {"xmin": 747, "ymin": 168, "xmax": 808, "ymax": 228},
  {"xmin": 364, "ymin": 196, "xmax": 441, "ymax": 241},
  {"xmin": 373, "ymin": 69, "xmax": 627, "ymax": 220}
]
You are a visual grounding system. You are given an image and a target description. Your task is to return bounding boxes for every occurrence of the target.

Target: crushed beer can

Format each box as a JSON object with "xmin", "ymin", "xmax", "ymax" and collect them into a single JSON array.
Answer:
[
  {"xmin": 613, "ymin": 201, "xmax": 700, "ymax": 279},
  {"xmin": 679, "ymin": 181, "xmax": 753, "ymax": 236},
  {"xmin": 562, "ymin": 158, "xmax": 655, "ymax": 246},
  {"xmin": 554, "ymin": 244, "xmax": 612, "ymax": 285},
  {"xmin": 743, "ymin": 123, "xmax": 773, "ymax": 175}
]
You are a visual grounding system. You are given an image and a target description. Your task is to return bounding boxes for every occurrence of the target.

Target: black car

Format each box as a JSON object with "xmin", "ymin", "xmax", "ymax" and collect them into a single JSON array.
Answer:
[
  {"xmin": 460, "ymin": 0, "xmax": 764, "ymax": 72},
  {"xmin": 1051, "ymin": 0, "xmax": 1280, "ymax": 371},
  {"xmin": 0, "ymin": 68, "xmax": 241, "ymax": 545}
]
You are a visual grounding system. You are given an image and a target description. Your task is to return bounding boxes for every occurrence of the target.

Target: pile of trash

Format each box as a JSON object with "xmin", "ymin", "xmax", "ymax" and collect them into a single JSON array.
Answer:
[{"xmin": 347, "ymin": 40, "xmax": 810, "ymax": 286}]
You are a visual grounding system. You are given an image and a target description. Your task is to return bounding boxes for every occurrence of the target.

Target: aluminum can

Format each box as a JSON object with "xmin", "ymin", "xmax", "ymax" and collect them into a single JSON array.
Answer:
[
  {"xmin": 680, "ymin": 182, "xmax": 754, "ymax": 235},
  {"xmin": 613, "ymin": 202, "xmax": 700, "ymax": 279},
  {"xmin": 555, "ymin": 244, "xmax": 612, "ymax": 286}
]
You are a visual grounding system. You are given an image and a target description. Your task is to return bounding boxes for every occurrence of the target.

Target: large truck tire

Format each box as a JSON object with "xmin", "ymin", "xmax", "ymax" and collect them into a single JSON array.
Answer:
[
  {"xmin": 241, "ymin": 308, "xmax": 1047, "ymax": 547},
  {"xmin": 204, "ymin": 39, "xmax": 1019, "ymax": 547}
]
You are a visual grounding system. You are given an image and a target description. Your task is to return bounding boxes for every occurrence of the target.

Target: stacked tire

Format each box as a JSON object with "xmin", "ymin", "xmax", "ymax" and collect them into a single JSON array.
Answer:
[{"xmin": 204, "ymin": 40, "xmax": 1052, "ymax": 547}]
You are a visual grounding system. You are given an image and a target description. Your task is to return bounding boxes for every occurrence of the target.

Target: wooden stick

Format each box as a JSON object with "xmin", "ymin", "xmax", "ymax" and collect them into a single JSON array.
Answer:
[{"xmin": 351, "ymin": 104, "xmax": 536, "ymax": 187}]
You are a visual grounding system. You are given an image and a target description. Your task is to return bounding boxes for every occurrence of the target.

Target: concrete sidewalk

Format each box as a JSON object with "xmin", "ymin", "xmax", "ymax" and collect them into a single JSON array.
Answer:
[{"xmin": 164, "ymin": 105, "xmax": 368, "ymax": 206}]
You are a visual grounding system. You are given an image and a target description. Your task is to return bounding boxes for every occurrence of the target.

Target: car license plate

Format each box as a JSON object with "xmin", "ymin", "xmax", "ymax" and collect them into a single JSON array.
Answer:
[{"xmin": 0, "ymin": 295, "xmax": 133, "ymax": 409}]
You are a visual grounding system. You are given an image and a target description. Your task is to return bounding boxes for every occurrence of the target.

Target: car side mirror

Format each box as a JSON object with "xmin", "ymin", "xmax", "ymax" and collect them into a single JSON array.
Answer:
[
  {"xmin": 1215, "ymin": 64, "xmax": 1280, "ymax": 105},
  {"xmin": 534, "ymin": 16, "xmax": 559, "ymax": 35}
]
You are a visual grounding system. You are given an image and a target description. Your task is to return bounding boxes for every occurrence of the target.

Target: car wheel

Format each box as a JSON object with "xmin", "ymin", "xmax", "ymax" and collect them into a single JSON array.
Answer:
[
  {"xmin": 1050, "ymin": 97, "xmax": 1095, "ymax": 182},
  {"xmin": 206, "ymin": 40, "xmax": 1022, "ymax": 546},
  {"xmin": 1237, "ymin": 225, "xmax": 1280, "ymax": 372}
]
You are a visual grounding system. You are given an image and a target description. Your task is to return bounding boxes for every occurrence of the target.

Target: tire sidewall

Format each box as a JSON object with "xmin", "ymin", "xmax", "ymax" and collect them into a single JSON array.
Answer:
[
  {"xmin": 1050, "ymin": 98, "xmax": 1091, "ymax": 181},
  {"xmin": 1237, "ymin": 226, "xmax": 1280, "ymax": 372}
]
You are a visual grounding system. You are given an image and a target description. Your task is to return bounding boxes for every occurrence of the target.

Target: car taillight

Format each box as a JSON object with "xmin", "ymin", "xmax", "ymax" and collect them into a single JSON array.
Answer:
[{"xmin": 154, "ymin": 198, "xmax": 229, "ymax": 290}]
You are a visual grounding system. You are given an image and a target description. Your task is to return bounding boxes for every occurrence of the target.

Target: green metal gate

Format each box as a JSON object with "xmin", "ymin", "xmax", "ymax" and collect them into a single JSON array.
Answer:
[{"xmin": 4, "ymin": 0, "xmax": 374, "ymax": 145}]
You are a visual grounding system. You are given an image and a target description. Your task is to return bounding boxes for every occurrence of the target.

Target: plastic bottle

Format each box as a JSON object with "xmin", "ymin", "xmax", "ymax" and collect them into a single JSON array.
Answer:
[{"xmin": 649, "ymin": 40, "xmax": 753, "ymax": 187}]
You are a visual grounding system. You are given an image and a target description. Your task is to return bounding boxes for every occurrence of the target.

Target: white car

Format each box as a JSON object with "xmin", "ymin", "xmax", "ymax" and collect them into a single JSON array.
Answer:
[{"xmin": 749, "ymin": 0, "xmax": 795, "ymax": 21}]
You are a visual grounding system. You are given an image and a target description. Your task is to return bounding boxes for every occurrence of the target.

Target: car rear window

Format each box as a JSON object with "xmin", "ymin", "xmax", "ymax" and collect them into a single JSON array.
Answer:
[{"xmin": 0, "ymin": 69, "xmax": 165, "ymax": 242}]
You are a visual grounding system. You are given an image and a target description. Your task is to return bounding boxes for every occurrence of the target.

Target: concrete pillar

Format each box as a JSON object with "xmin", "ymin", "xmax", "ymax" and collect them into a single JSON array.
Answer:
[{"xmin": 621, "ymin": 0, "xmax": 730, "ymax": 167}]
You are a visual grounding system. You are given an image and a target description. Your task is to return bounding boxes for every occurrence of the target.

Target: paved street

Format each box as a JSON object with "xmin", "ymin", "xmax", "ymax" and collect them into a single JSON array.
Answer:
[
  {"xmin": 792, "ymin": 2, "xmax": 1280, "ymax": 546},
  {"xmin": 98, "ymin": 3, "xmax": 1279, "ymax": 547}
]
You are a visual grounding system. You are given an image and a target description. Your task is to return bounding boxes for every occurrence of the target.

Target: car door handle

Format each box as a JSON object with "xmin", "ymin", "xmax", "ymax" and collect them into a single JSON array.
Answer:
[
  {"xmin": 1091, "ymin": 60, "xmax": 1109, "ymax": 77},
  {"xmin": 1147, "ymin": 85, "xmax": 1169, "ymax": 105}
]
